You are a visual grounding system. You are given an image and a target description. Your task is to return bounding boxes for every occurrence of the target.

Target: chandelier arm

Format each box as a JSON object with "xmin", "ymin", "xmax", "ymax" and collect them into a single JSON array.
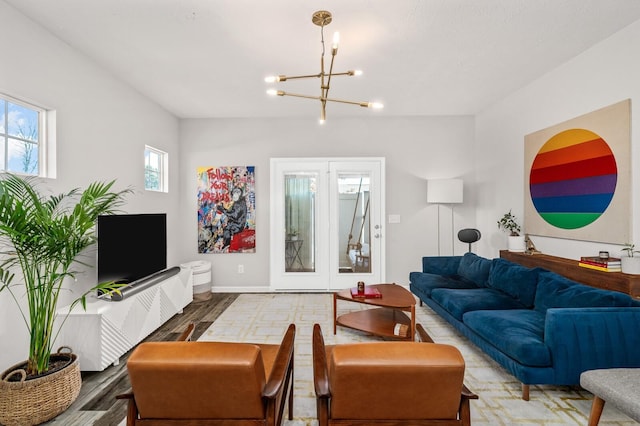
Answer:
[
  {"xmin": 328, "ymin": 71, "xmax": 355, "ymax": 77},
  {"xmin": 280, "ymin": 73, "xmax": 323, "ymax": 81},
  {"xmin": 323, "ymin": 97, "xmax": 372, "ymax": 107},
  {"xmin": 279, "ymin": 92, "xmax": 323, "ymax": 101},
  {"xmin": 325, "ymin": 46, "xmax": 337, "ymax": 102},
  {"xmin": 278, "ymin": 91, "xmax": 374, "ymax": 108}
]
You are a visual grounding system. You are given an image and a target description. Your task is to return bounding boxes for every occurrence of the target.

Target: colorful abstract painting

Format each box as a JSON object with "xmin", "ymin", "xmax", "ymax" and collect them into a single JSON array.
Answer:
[
  {"xmin": 524, "ymin": 100, "xmax": 630, "ymax": 244},
  {"xmin": 197, "ymin": 166, "xmax": 256, "ymax": 253}
]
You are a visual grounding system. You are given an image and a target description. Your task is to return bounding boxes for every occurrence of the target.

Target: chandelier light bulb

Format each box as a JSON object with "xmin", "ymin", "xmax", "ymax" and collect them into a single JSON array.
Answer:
[
  {"xmin": 266, "ymin": 89, "xmax": 278, "ymax": 96},
  {"xmin": 368, "ymin": 102, "xmax": 384, "ymax": 109},
  {"xmin": 353, "ymin": 70, "xmax": 363, "ymax": 76},
  {"xmin": 265, "ymin": 75, "xmax": 286, "ymax": 83},
  {"xmin": 332, "ymin": 32, "xmax": 340, "ymax": 49}
]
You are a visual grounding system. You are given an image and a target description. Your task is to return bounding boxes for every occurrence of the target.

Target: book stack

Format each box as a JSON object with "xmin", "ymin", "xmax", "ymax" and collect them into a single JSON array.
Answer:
[
  {"xmin": 350, "ymin": 286, "xmax": 382, "ymax": 299},
  {"xmin": 578, "ymin": 256, "xmax": 622, "ymax": 272}
]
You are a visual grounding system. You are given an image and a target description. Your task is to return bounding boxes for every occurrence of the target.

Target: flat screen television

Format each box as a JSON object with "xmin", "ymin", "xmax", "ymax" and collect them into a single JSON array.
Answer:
[{"xmin": 97, "ymin": 213, "xmax": 167, "ymax": 285}]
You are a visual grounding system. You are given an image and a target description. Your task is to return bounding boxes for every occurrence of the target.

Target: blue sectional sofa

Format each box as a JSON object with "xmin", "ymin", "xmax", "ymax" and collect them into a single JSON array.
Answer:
[{"xmin": 409, "ymin": 253, "xmax": 640, "ymax": 400}]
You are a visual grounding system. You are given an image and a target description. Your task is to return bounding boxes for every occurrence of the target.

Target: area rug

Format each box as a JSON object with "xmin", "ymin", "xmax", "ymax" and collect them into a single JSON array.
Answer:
[{"xmin": 199, "ymin": 292, "xmax": 637, "ymax": 426}]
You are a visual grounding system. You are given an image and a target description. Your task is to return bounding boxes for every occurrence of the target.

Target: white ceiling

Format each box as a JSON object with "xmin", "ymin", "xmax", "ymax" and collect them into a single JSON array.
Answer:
[{"xmin": 6, "ymin": 0, "xmax": 640, "ymax": 119}]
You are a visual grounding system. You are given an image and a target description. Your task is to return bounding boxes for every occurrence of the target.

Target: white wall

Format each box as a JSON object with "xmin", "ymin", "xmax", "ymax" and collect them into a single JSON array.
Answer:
[
  {"xmin": 178, "ymin": 116, "xmax": 476, "ymax": 291},
  {"xmin": 0, "ymin": 2, "xmax": 180, "ymax": 369},
  {"xmin": 475, "ymin": 19, "xmax": 640, "ymax": 260}
]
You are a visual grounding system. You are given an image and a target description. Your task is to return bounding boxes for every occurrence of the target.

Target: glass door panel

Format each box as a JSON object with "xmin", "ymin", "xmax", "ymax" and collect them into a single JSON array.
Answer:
[
  {"xmin": 284, "ymin": 173, "xmax": 316, "ymax": 272},
  {"xmin": 338, "ymin": 173, "xmax": 371, "ymax": 273}
]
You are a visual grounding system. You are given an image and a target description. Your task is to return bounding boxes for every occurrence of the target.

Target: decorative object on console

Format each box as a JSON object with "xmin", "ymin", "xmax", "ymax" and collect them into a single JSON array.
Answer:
[
  {"xmin": 0, "ymin": 174, "xmax": 131, "ymax": 425},
  {"xmin": 579, "ymin": 254, "xmax": 622, "ymax": 272},
  {"xmin": 264, "ymin": 10, "xmax": 383, "ymax": 124},
  {"xmin": 524, "ymin": 234, "xmax": 541, "ymax": 255},
  {"xmin": 621, "ymin": 243, "xmax": 640, "ymax": 275},
  {"xmin": 578, "ymin": 262, "xmax": 622, "ymax": 272},
  {"xmin": 427, "ymin": 178, "xmax": 464, "ymax": 255},
  {"xmin": 497, "ymin": 209, "xmax": 525, "ymax": 252},
  {"xmin": 524, "ymin": 99, "xmax": 631, "ymax": 244},
  {"xmin": 197, "ymin": 166, "xmax": 256, "ymax": 254}
]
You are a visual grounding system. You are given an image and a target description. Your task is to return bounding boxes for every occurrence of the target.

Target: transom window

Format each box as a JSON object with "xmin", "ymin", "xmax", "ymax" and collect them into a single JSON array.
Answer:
[
  {"xmin": 144, "ymin": 145, "xmax": 168, "ymax": 192},
  {"xmin": 0, "ymin": 94, "xmax": 45, "ymax": 176}
]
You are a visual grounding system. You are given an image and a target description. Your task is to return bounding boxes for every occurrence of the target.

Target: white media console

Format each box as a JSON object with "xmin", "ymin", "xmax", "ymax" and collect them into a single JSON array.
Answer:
[{"xmin": 55, "ymin": 267, "xmax": 193, "ymax": 371}]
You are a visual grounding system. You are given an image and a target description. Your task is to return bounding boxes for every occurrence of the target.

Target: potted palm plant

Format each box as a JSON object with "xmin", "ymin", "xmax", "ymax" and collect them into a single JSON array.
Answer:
[
  {"xmin": 0, "ymin": 174, "xmax": 130, "ymax": 425},
  {"xmin": 497, "ymin": 210, "xmax": 525, "ymax": 252},
  {"xmin": 621, "ymin": 243, "xmax": 640, "ymax": 274}
]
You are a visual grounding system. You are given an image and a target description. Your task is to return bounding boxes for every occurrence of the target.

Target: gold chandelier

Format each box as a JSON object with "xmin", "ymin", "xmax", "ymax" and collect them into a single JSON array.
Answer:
[{"xmin": 265, "ymin": 10, "xmax": 383, "ymax": 124}]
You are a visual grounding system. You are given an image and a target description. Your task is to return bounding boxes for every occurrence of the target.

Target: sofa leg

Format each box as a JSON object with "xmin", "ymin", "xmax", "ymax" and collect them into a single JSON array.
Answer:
[{"xmin": 522, "ymin": 384, "xmax": 530, "ymax": 401}]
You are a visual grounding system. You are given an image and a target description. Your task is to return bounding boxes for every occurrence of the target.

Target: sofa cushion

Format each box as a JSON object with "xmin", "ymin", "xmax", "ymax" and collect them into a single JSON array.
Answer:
[
  {"xmin": 421, "ymin": 256, "xmax": 462, "ymax": 276},
  {"xmin": 463, "ymin": 309, "xmax": 551, "ymax": 367},
  {"xmin": 487, "ymin": 258, "xmax": 540, "ymax": 308},
  {"xmin": 409, "ymin": 272, "xmax": 479, "ymax": 297},
  {"xmin": 534, "ymin": 271, "xmax": 638, "ymax": 313},
  {"xmin": 430, "ymin": 288, "xmax": 526, "ymax": 321},
  {"xmin": 456, "ymin": 253, "xmax": 491, "ymax": 288}
]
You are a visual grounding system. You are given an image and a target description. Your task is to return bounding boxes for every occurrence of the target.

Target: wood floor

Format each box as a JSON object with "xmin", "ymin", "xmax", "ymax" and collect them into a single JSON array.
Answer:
[{"xmin": 43, "ymin": 293, "xmax": 239, "ymax": 426}]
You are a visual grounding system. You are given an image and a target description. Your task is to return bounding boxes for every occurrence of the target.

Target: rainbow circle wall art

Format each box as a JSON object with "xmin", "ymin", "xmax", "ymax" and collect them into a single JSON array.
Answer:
[
  {"xmin": 524, "ymin": 99, "xmax": 631, "ymax": 244},
  {"xmin": 529, "ymin": 129, "xmax": 616, "ymax": 229}
]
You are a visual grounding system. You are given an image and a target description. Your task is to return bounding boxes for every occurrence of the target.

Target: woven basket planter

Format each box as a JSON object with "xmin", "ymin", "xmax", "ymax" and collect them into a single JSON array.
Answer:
[{"xmin": 0, "ymin": 350, "xmax": 81, "ymax": 426}]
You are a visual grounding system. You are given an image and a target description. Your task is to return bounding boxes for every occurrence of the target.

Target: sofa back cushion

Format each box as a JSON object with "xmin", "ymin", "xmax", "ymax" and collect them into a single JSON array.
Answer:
[
  {"xmin": 487, "ymin": 258, "xmax": 540, "ymax": 308},
  {"xmin": 456, "ymin": 253, "xmax": 491, "ymax": 287},
  {"xmin": 534, "ymin": 271, "xmax": 638, "ymax": 313},
  {"xmin": 421, "ymin": 256, "xmax": 461, "ymax": 276}
]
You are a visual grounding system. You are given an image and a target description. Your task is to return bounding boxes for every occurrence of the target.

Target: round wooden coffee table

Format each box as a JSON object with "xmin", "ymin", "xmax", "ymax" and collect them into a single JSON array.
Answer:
[{"xmin": 333, "ymin": 283, "xmax": 416, "ymax": 341}]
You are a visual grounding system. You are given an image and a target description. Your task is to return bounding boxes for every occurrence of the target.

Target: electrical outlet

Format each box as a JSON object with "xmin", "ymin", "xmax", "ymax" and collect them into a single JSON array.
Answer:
[{"xmin": 237, "ymin": 264, "xmax": 244, "ymax": 274}]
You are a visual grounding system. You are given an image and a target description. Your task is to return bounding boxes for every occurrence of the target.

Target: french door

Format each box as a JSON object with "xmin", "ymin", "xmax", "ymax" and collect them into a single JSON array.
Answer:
[{"xmin": 270, "ymin": 158, "xmax": 385, "ymax": 291}]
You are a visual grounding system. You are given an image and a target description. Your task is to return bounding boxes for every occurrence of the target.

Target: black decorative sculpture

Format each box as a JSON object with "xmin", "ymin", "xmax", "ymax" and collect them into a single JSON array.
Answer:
[{"xmin": 457, "ymin": 228, "xmax": 481, "ymax": 253}]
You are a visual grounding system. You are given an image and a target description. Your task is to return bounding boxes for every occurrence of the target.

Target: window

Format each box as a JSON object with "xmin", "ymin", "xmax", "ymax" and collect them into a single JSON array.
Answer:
[
  {"xmin": 0, "ymin": 94, "xmax": 46, "ymax": 176},
  {"xmin": 144, "ymin": 145, "xmax": 168, "ymax": 192}
]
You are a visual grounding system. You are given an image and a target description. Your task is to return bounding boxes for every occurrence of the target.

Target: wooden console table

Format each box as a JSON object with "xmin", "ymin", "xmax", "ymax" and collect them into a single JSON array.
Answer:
[{"xmin": 500, "ymin": 250, "xmax": 640, "ymax": 299}]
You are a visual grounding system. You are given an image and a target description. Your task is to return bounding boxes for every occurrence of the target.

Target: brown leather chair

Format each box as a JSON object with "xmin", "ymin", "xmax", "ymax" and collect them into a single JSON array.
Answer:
[
  {"xmin": 313, "ymin": 323, "xmax": 477, "ymax": 426},
  {"xmin": 117, "ymin": 323, "xmax": 295, "ymax": 425}
]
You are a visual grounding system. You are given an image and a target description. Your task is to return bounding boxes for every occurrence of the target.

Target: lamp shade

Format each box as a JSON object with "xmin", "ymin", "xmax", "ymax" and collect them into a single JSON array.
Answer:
[{"xmin": 427, "ymin": 179, "xmax": 463, "ymax": 204}]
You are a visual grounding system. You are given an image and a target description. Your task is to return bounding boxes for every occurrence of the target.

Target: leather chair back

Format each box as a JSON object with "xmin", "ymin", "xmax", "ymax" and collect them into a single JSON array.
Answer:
[
  {"xmin": 328, "ymin": 342, "xmax": 465, "ymax": 420},
  {"xmin": 127, "ymin": 341, "xmax": 267, "ymax": 419}
]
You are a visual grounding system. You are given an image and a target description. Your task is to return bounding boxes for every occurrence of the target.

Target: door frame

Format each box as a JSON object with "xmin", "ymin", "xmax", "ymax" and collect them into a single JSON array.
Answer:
[{"xmin": 269, "ymin": 157, "xmax": 385, "ymax": 291}]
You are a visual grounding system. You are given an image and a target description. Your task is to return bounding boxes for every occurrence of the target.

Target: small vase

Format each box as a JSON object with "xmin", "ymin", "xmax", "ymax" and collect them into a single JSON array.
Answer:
[
  {"xmin": 507, "ymin": 235, "xmax": 526, "ymax": 252},
  {"xmin": 621, "ymin": 257, "xmax": 640, "ymax": 274}
]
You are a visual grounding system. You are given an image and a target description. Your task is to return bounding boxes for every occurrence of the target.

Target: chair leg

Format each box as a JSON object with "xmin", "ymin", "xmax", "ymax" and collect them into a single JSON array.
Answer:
[
  {"xmin": 288, "ymin": 362, "xmax": 294, "ymax": 420},
  {"xmin": 588, "ymin": 396, "xmax": 605, "ymax": 426},
  {"xmin": 316, "ymin": 398, "xmax": 329, "ymax": 426},
  {"xmin": 126, "ymin": 399, "xmax": 138, "ymax": 426},
  {"xmin": 522, "ymin": 383, "xmax": 530, "ymax": 401},
  {"xmin": 459, "ymin": 398, "xmax": 471, "ymax": 426}
]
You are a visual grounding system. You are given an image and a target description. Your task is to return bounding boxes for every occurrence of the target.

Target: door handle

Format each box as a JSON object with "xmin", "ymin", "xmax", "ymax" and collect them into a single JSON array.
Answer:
[{"xmin": 374, "ymin": 233, "xmax": 381, "ymax": 238}]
